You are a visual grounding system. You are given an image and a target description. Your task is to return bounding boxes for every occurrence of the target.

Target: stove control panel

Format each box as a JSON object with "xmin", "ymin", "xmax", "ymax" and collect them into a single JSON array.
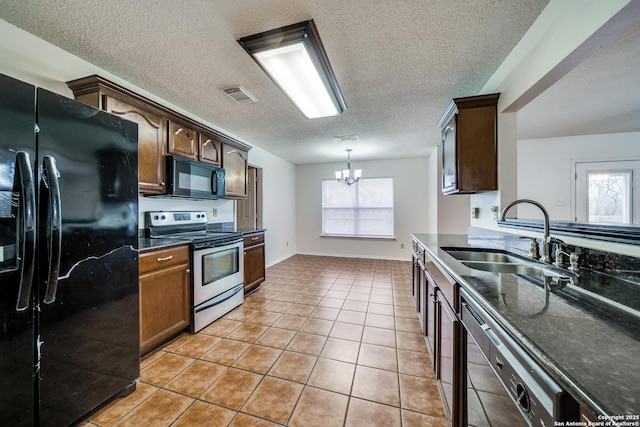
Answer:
[{"xmin": 146, "ymin": 211, "xmax": 208, "ymax": 227}]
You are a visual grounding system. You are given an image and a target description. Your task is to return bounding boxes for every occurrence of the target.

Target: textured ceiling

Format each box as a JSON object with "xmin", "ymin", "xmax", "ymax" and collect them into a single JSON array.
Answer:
[
  {"xmin": 0, "ymin": 0, "xmax": 552, "ymax": 164},
  {"xmin": 518, "ymin": 17, "xmax": 640, "ymax": 140}
]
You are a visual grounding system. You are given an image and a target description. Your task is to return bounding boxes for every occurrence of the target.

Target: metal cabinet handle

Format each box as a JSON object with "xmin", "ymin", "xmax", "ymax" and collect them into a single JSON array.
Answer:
[
  {"xmin": 211, "ymin": 170, "xmax": 219, "ymax": 195},
  {"xmin": 251, "ymin": 236, "xmax": 259, "ymax": 241},
  {"xmin": 156, "ymin": 255, "xmax": 174, "ymax": 262},
  {"xmin": 15, "ymin": 152, "xmax": 36, "ymax": 311},
  {"xmin": 42, "ymin": 156, "xmax": 62, "ymax": 304}
]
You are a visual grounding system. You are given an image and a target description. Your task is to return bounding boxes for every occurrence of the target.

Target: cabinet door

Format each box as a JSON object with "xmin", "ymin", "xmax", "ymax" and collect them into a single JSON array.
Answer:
[
  {"xmin": 425, "ymin": 272, "xmax": 437, "ymax": 370},
  {"xmin": 441, "ymin": 117, "xmax": 458, "ymax": 194},
  {"xmin": 168, "ymin": 121, "xmax": 197, "ymax": 160},
  {"xmin": 244, "ymin": 242, "xmax": 265, "ymax": 294},
  {"xmin": 139, "ymin": 263, "xmax": 190, "ymax": 355},
  {"xmin": 199, "ymin": 132, "xmax": 222, "ymax": 165},
  {"xmin": 412, "ymin": 255, "xmax": 421, "ymax": 312},
  {"xmin": 418, "ymin": 263, "xmax": 428, "ymax": 334},
  {"xmin": 438, "ymin": 293, "xmax": 461, "ymax": 426},
  {"xmin": 222, "ymin": 143, "xmax": 248, "ymax": 198},
  {"xmin": 105, "ymin": 97, "xmax": 167, "ymax": 194},
  {"xmin": 139, "ymin": 246, "xmax": 190, "ymax": 355}
]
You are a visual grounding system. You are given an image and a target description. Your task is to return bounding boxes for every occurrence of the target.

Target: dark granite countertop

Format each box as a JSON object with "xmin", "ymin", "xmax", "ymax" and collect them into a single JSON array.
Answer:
[
  {"xmin": 237, "ymin": 228, "xmax": 266, "ymax": 235},
  {"xmin": 138, "ymin": 227, "xmax": 265, "ymax": 252},
  {"xmin": 138, "ymin": 237, "xmax": 191, "ymax": 253},
  {"xmin": 412, "ymin": 233, "xmax": 640, "ymax": 417}
]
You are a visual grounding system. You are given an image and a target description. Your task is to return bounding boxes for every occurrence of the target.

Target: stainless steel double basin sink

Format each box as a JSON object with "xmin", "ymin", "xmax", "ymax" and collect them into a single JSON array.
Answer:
[{"xmin": 442, "ymin": 247, "xmax": 578, "ymax": 279}]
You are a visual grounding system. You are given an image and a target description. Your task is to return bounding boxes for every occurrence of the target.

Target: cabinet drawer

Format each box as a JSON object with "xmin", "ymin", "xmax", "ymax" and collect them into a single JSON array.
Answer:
[
  {"xmin": 140, "ymin": 245, "xmax": 190, "ymax": 273},
  {"xmin": 243, "ymin": 232, "xmax": 264, "ymax": 247},
  {"xmin": 424, "ymin": 259, "xmax": 458, "ymax": 312}
]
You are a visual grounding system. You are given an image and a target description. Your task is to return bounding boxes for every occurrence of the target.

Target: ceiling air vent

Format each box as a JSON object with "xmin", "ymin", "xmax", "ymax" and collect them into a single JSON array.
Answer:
[
  {"xmin": 223, "ymin": 86, "xmax": 257, "ymax": 103},
  {"xmin": 333, "ymin": 134, "xmax": 358, "ymax": 143}
]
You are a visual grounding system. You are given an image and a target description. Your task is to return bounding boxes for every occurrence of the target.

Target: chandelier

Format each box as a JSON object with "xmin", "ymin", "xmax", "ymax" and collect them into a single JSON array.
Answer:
[{"xmin": 335, "ymin": 149, "xmax": 362, "ymax": 185}]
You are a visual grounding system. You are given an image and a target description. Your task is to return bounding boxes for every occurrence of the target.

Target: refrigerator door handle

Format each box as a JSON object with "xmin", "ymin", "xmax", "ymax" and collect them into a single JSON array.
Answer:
[
  {"xmin": 15, "ymin": 151, "xmax": 36, "ymax": 311},
  {"xmin": 42, "ymin": 155, "xmax": 62, "ymax": 304}
]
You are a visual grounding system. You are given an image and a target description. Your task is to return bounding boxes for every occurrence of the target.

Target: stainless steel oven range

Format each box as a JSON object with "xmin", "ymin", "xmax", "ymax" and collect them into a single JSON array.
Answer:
[{"xmin": 146, "ymin": 211, "xmax": 244, "ymax": 332}]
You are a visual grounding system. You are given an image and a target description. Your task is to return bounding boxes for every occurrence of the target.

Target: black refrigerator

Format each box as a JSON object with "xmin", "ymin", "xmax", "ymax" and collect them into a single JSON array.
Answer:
[{"xmin": 0, "ymin": 73, "xmax": 140, "ymax": 426}]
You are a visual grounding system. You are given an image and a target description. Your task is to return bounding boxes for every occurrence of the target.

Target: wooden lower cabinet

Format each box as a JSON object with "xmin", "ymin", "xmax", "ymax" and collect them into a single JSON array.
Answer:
[
  {"xmin": 413, "ymin": 236, "xmax": 462, "ymax": 426},
  {"xmin": 425, "ymin": 267, "xmax": 438, "ymax": 370},
  {"xmin": 437, "ymin": 290, "xmax": 461, "ymax": 426},
  {"xmin": 243, "ymin": 231, "xmax": 265, "ymax": 294},
  {"xmin": 139, "ymin": 245, "xmax": 191, "ymax": 355}
]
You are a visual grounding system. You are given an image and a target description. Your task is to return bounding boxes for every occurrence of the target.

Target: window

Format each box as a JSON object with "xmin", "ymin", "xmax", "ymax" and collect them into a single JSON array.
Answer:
[
  {"xmin": 575, "ymin": 160, "xmax": 639, "ymax": 224},
  {"xmin": 322, "ymin": 177, "xmax": 394, "ymax": 237},
  {"xmin": 587, "ymin": 171, "xmax": 631, "ymax": 224}
]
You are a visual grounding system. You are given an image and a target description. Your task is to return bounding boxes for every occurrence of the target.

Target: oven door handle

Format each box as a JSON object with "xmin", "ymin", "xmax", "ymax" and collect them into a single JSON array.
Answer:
[
  {"xmin": 193, "ymin": 236, "xmax": 243, "ymax": 251},
  {"xmin": 194, "ymin": 284, "xmax": 243, "ymax": 312}
]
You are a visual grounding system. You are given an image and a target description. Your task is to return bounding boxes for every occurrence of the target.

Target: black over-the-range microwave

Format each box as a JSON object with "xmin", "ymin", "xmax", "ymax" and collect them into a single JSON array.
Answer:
[{"xmin": 165, "ymin": 155, "xmax": 226, "ymax": 199}]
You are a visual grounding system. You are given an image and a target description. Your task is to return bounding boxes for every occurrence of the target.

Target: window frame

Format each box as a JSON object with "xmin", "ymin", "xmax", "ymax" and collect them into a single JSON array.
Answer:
[{"xmin": 321, "ymin": 176, "xmax": 395, "ymax": 239}]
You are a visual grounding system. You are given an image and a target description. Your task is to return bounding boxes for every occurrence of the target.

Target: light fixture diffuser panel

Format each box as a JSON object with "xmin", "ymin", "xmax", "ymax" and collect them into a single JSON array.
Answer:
[
  {"xmin": 255, "ymin": 44, "xmax": 339, "ymax": 118},
  {"xmin": 238, "ymin": 20, "xmax": 347, "ymax": 119}
]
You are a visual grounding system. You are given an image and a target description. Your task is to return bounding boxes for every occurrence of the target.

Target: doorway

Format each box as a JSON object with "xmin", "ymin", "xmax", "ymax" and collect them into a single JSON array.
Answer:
[{"xmin": 237, "ymin": 165, "xmax": 263, "ymax": 229}]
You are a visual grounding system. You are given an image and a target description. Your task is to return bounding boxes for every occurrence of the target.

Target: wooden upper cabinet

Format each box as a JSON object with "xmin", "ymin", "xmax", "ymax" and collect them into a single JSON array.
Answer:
[
  {"xmin": 437, "ymin": 93, "xmax": 500, "ymax": 195},
  {"xmin": 222, "ymin": 142, "xmax": 248, "ymax": 198},
  {"xmin": 198, "ymin": 132, "xmax": 222, "ymax": 165},
  {"xmin": 168, "ymin": 121, "xmax": 198, "ymax": 160},
  {"xmin": 67, "ymin": 75, "xmax": 251, "ymax": 197},
  {"xmin": 104, "ymin": 96, "xmax": 167, "ymax": 194}
]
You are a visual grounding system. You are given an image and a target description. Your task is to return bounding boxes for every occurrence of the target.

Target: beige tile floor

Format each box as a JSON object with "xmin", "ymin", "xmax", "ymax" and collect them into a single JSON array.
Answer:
[{"xmin": 81, "ymin": 254, "xmax": 447, "ymax": 426}]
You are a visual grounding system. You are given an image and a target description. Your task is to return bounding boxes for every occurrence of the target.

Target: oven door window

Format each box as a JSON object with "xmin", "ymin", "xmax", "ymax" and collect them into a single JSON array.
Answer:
[{"xmin": 201, "ymin": 247, "xmax": 240, "ymax": 285}]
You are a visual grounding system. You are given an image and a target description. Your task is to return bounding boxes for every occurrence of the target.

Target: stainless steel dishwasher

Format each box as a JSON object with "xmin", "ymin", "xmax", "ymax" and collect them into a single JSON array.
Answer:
[{"xmin": 460, "ymin": 288, "xmax": 579, "ymax": 426}]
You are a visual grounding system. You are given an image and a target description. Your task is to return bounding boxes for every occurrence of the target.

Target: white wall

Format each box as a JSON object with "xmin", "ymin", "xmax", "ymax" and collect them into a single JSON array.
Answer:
[
  {"xmin": 246, "ymin": 146, "xmax": 297, "ymax": 267},
  {"xmin": 434, "ymin": 145, "xmax": 471, "ymax": 234},
  {"xmin": 517, "ymin": 131, "xmax": 640, "ymax": 221},
  {"xmin": 425, "ymin": 147, "xmax": 439, "ymax": 234},
  {"xmin": 296, "ymin": 157, "xmax": 429, "ymax": 260},
  {"xmin": 468, "ymin": 0, "xmax": 640, "ymax": 256}
]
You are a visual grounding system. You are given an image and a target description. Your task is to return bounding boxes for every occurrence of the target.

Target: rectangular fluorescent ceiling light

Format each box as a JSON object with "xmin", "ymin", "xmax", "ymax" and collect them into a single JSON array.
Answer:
[{"xmin": 238, "ymin": 20, "xmax": 347, "ymax": 119}]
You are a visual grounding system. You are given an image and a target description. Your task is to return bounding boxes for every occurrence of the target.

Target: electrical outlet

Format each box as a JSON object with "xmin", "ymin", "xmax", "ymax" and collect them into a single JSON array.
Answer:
[
  {"xmin": 212, "ymin": 208, "xmax": 218, "ymax": 217},
  {"xmin": 400, "ymin": 243, "xmax": 405, "ymax": 249},
  {"xmin": 471, "ymin": 207, "xmax": 479, "ymax": 219},
  {"xmin": 286, "ymin": 241, "xmax": 289, "ymax": 247}
]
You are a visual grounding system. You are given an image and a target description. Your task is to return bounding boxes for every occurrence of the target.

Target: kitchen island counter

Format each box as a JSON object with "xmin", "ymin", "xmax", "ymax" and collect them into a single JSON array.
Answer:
[{"xmin": 412, "ymin": 232, "xmax": 640, "ymax": 417}]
